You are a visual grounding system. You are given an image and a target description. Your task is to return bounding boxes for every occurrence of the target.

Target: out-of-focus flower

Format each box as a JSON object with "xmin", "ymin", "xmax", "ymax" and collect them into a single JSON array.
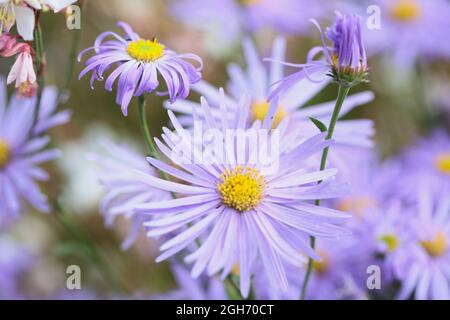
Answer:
[
  {"xmin": 7, "ymin": 50, "xmax": 35, "ymax": 88},
  {"xmin": 254, "ymin": 237, "xmax": 370, "ymax": 300},
  {"xmin": 395, "ymin": 130, "xmax": 450, "ymax": 200},
  {"xmin": 362, "ymin": 0, "xmax": 450, "ymax": 69},
  {"xmin": 32, "ymin": 85, "xmax": 72, "ymax": 135},
  {"xmin": 154, "ymin": 264, "xmax": 227, "ymax": 300},
  {"xmin": 90, "ymin": 140, "xmax": 170, "ymax": 249},
  {"xmin": 78, "ymin": 22, "xmax": 202, "ymax": 116},
  {"xmin": 299, "ymin": 238, "xmax": 370, "ymax": 300},
  {"xmin": 0, "ymin": 32, "xmax": 36, "ymax": 90},
  {"xmin": 390, "ymin": 190, "xmax": 450, "ymax": 300},
  {"xmin": 270, "ymin": 12, "xmax": 368, "ymax": 96},
  {"xmin": 167, "ymin": 38, "xmax": 374, "ymax": 148},
  {"xmin": 0, "ymin": 32, "xmax": 28, "ymax": 56},
  {"xmin": 0, "ymin": 79, "xmax": 70, "ymax": 227},
  {"xmin": 170, "ymin": 0, "xmax": 327, "ymax": 51},
  {"xmin": 0, "ymin": 237, "xmax": 32, "ymax": 299},
  {"xmin": 0, "ymin": 0, "xmax": 78, "ymax": 40},
  {"xmin": 135, "ymin": 96, "xmax": 350, "ymax": 298}
]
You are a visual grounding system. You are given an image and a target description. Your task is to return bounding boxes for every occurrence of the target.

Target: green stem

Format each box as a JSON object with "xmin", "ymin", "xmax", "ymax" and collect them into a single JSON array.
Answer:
[
  {"xmin": 224, "ymin": 277, "xmax": 243, "ymax": 300},
  {"xmin": 300, "ymin": 85, "xmax": 350, "ymax": 300},
  {"xmin": 31, "ymin": 18, "xmax": 45, "ymax": 133},
  {"xmin": 137, "ymin": 95, "xmax": 159, "ymax": 158}
]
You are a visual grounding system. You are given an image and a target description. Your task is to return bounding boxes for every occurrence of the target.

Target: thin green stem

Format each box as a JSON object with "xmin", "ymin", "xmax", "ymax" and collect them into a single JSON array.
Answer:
[
  {"xmin": 31, "ymin": 18, "xmax": 45, "ymax": 133},
  {"xmin": 300, "ymin": 85, "xmax": 350, "ymax": 300},
  {"xmin": 137, "ymin": 95, "xmax": 159, "ymax": 158}
]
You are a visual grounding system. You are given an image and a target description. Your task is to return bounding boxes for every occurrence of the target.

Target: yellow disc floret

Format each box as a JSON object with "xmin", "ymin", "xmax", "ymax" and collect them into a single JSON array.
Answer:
[
  {"xmin": 0, "ymin": 138, "xmax": 11, "ymax": 169},
  {"xmin": 251, "ymin": 100, "xmax": 286, "ymax": 128},
  {"xmin": 436, "ymin": 153, "xmax": 450, "ymax": 175},
  {"xmin": 238, "ymin": 0, "xmax": 260, "ymax": 5},
  {"xmin": 127, "ymin": 38, "xmax": 165, "ymax": 62},
  {"xmin": 390, "ymin": 0, "xmax": 421, "ymax": 22},
  {"xmin": 312, "ymin": 251, "xmax": 329, "ymax": 275},
  {"xmin": 218, "ymin": 166, "xmax": 265, "ymax": 212},
  {"xmin": 379, "ymin": 234, "xmax": 399, "ymax": 252},
  {"xmin": 421, "ymin": 231, "xmax": 448, "ymax": 257}
]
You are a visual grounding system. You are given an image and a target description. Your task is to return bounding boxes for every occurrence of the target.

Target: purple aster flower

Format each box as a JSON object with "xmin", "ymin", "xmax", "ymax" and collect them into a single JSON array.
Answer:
[
  {"xmin": 78, "ymin": 22, "xmax": 203, "ymax": 116},
  {"xmin": 33, "ymin": 85, "xmax": 72, "ymax": 136},
  {"xmin": 0, "ymin": 79, "xmax": 69, "ymax": 227},
  {"xmin": 362, "ymin": 0, "xmax": 450, "ymax": 69},
  {"xmin": 390, "ymin": 190, "xmax": 450, "ymax": 300},
  {"xmin": 394, "ymin": 130, "xmax": 450, "ymax": 201},
  {"xmin": 166, "ymin": 37, "xmax": 375, "ymax": 148},
  {"xmin": 90, "ymin": 140, "xmax": 171, "ymax": 249},
  {"xmin": 170, "ymin": 0, "xmax": 328, "ymax": 46},
  {"xmin": 254, "ymin": 237, "xmax": 370, "ymax": 300},
  {"xmin": 154, "ymin": 264, "xmax": 227, "ymax": 300},
  {"xmin": 0, "ymin": 238, "xmax": 32, "ymax": 299},
  {"xmin": 270, "ymin": 12, "xmax": 368, "ymax": 96},
  {"xmin": 132, "ymin": 94, "xmax": 351, "ymax": 298}
]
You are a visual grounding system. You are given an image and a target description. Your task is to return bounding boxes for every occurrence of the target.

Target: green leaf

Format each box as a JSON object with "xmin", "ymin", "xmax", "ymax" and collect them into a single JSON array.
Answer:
[{"xmin": 309, "ymin": 117, "xmax": 328, "ymax": 132}]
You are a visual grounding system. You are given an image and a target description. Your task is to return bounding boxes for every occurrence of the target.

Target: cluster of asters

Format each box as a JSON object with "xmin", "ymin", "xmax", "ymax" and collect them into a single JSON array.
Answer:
[
  {"xmin": 76, "ymin": 13, "xmax": 370, "ymax": 298},
  {"xmin": 79, "ymin": 8, "xmax": 450, "ymax": 299},
  {"xmin": 1, "ymin": 0, "xmax": 450, "ymax": 301}
]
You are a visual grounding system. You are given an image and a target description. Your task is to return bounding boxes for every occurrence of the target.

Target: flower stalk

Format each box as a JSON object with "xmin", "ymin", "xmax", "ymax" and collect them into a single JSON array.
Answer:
[
  {"xmin": 300, "ymin": 84, "xmax": 351, "ymax": 300},
  {"xmin": 31, "ymin": 16, "xmax": 45, "ymax": 132}
]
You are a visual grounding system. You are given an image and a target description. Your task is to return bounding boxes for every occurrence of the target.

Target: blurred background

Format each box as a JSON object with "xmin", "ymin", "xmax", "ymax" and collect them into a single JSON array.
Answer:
[{"xmin": 1, "ymin": 0, "xmax": 449, "ymax": 299}]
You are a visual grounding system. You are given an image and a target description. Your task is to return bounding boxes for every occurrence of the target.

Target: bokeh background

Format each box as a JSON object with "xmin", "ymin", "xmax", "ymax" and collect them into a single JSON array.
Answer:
[{"xmin": 1, "ymin": 0, "xmax": 450, "ymax": 299}]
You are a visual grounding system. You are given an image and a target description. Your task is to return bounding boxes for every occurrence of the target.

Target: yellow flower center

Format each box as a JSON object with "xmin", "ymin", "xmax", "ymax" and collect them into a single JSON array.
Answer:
[
  {"xmin": 436, "ymin": 153, "xmax": 450, "ymax": 175},
  {"xmin": 421, "ymin": 231, "xmax": 448, "ymax": 257},
  {"xmin": 379, "ymin": 234, "xmax": 399, "ymax": 252},
  {"xmin": 238, "ymin": 0, "xmax": 260, "ymax": 5},
  {"xmin": 232, "ymin": 264, "xmax": 240, "ymax": 276},
  {"xmin": 0, "ymin": 138, "xmax": 11, "ymax": 169},
  {"xmin": 251, "ymin": 100, "xmax": 286, "ymax": 128},
  {"xmin": 337, "ymin": 196, "xmax": 375, "ymax": 216},
  {"xmin": 312, "ymin": 251, "xmax": 329, "ymax": 275},
  {"xmin": 218, "ymin": 166, "xmax": 265, "ymax": 212},
  {"xmin": 127, "ymin": 38, "xmax": 165, "ymax": 62},
  {"xmin": 390, "ymin": 0, "xmax": 421, "ymax": 22}
]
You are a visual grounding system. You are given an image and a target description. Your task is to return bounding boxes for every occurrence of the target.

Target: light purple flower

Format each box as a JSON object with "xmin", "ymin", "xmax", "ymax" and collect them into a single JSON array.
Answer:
[
  {"xmin": 0, "ymin": 79, "xmax": 70, "ymax": 227},
  {"xmin": 254, "ymin": 237, "xmax": 370, "ymax": 300},
  {"xmin": 391, "ymin": 190, "xmax": 450, "ymax": 300},
  {"xmin": 361, "ymin": 0, "xmax": 450, "ymax": 69},
  {"xmin": 269, "ymin": 12, "xmax": 368, "ymax": 96},
  {"xmin": 394, "ymin": 130, "xmax": 450, "ymax": 201},
  {"xmin": 166, "ymin": 37, "xmax": 375, "ymax": 148},
  {"xmin": 78, "ymin": 22, "xmax": 203, "ymax": 116},
  {"xmin": 0, "ymin": 238, "xmax": 32, "ymax": 299},
  {"xmin": 133, "ymin": 94, "xmax": 351, "ymax": 298},
  {"xmin": 90, "ymin": 140, "xmax": 171, "ymax": 249},
  {"xmin": 170, "ymin": 0, "xmax": 328, "ymax": 45}
]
